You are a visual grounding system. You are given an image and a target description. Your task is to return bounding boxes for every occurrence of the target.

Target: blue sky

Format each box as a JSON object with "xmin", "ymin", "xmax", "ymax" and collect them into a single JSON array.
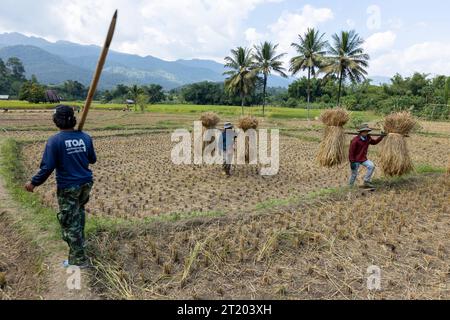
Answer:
[{"xmin": 0, "ymin": 0, "xmax": 449, "ymax": 77}]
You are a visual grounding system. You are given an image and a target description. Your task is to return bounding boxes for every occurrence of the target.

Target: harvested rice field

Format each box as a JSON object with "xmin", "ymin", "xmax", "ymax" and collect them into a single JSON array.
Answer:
[
  {"xmin": 21, "ymin": 128, "xmax": 449, "ymax": 219},
  {"xmin": 1, "ymin": 109, "xmax": 449, "ymax": 300},
  {"xmin": 23, "ymin": 134, "xmax": 352, "ymax": 218},
  {"xmin": 90, "ymin": 174, "xmax": 449, "ymax": 300}
]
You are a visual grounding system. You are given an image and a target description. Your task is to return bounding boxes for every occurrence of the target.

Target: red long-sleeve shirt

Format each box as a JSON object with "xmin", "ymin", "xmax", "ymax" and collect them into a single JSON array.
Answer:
[{"xmin": 349, "ymin": 135, "xmax": 383, "ymax": 163}]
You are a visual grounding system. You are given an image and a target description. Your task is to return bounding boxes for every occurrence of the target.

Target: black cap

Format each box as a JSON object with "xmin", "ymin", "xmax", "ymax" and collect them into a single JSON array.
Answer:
[
  {"xmin": 55, "ymin": 105, "xmax": 74, "ymax": 117},
  {"xmin": 53, "ymin": 105, "xmax": 76, "ymax": 129}
]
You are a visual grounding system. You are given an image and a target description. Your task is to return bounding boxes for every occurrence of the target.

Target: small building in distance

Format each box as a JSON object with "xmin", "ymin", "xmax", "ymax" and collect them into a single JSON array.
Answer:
[
  {"xmin": 0, "ymin": 95, "xmax": 9, "ymax": 100},
  {"xmin": 45, "ymin": 90, "xmax": 60, "ymax": 103}
]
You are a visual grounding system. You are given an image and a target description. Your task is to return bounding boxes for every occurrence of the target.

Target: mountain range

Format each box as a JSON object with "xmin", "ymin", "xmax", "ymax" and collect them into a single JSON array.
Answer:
[
  {"xmin": 0, "ymin": 32, "xmax": 391, "ymax": 90},
  {"xmin": 0, "ymin": 32, "xmax": 292, "ymax": 90}
]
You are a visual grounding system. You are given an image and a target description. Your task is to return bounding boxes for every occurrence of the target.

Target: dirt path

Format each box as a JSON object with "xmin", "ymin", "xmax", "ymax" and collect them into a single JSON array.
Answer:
[{"xmin": 0, "ymin": 146, "xmax": 99, "ymax": 300}]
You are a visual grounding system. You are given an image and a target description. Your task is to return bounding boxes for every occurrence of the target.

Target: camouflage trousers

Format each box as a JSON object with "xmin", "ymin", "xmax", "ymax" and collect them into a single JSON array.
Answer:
[
  {"xmin": 57, "ymin": 182, "xmax": 93, "ymax": 266},
  {"xmin": 222, "ymin": 149, "xmax": 233, "ymax": 176}
]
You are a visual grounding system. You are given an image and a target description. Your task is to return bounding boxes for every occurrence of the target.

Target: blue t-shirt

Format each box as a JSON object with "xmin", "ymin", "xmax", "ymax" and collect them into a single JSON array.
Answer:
[{"xmin": 32, "ymin": 131, "xmax": 97, "ymax": 190}]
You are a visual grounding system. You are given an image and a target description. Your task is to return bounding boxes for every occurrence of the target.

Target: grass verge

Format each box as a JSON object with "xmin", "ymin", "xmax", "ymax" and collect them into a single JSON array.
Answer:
[
  {"xmin": 0, "ymin": 139, "xmax": 60, "ymax": 242},
  {"xmin": 256, "ymin": 187, "xmax": 345, "ymax": 210}
]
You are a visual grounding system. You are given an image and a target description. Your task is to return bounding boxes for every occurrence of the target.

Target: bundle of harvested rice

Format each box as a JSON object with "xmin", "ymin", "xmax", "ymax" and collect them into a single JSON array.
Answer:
[
  {"xmin": 383, "ymin": 111, "xmax": 417, "ymax": 135},
  {"xmin": 200, "ymin": 112, "xmax": 220, "ymax": 153},
  {"xmin": 238, "ymin": 116, "xmax": 259, "ymax": 163},
  {"xmin": 320, "ymin": 108, "xmax": 350, "ymax": 127},
  {"xmin": 317, "ymin": 108, "xmax": 350, "ymax": 167},
  {"xmin": 200, "ymin": 112, "xmax": 220, "ymax": 129},
  {"xmin": 238, "ymin": 116, "xmax": 259, "ymax": 131},
  {"xmin": 380, "ymin": 112, "xmax": 417, "ymax": 176}
]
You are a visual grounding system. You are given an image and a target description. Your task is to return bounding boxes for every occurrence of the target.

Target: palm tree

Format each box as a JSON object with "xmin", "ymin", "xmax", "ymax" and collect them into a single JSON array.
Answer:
[
  {"xmin": 254, "ymin": 42, "xmax": 288, "ymax": 116},
  {"xmin": 129, "ymin": 85, "xmax": 143, "ymax": 111},
  {"xmin": 322, "ymin": 30, "xmax": 370, "ymax": 105},
  {"xmin": 290, "ymin": 28, "xmax": 328, "ymax": 120},
  {"xmin": 224, "ymin": 47, "xmax": 258, "ymax": 115}
]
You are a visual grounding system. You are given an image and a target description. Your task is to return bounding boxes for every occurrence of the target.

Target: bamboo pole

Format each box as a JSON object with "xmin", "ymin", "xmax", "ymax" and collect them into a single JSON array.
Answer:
[
  {"xmin": 345, "ymin": 132, "xmax": 388, "ymax": 137},
  {"xmin": 78, "ymin": 10, "xmax": 118, "ymax": 131}
]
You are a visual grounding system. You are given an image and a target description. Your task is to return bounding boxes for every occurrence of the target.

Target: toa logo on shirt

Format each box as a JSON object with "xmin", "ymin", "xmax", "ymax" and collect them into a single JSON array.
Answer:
[{"xmin": 65, "ymin": 139, "xmax": 87, "ymax": 154}]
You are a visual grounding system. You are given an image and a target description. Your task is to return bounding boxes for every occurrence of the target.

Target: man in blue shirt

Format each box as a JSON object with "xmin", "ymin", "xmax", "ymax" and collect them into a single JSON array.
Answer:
[{"xmin": 25, "ymin": 105, "xmax": 97, "ymax": 268}]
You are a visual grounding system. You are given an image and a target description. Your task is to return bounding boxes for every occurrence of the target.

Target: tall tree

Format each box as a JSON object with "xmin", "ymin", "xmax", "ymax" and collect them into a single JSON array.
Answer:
[
  {"xmin": 0, "ymin": 58, "xmax": 9, "ymax": 93},
  {"xmin": 136, "ymin": 93, "xmax": 150, "ymax": 112},
  {"xmin": 254, "ymin": 42, "xmax": 288, "ymax": 116},
  {"xmin": 19, "ymin": 78, "xmax": 45, "ymax": 103},
  {"xmin": 224, "ymin": 47, "xmax": 258, "ymax": 115},
  {"xmin": 128, "ymin": 85, "xmax": 143, "ymax": 110},
  {"xmin": 445, "ymin": 77, "xmax": 450, "ymax": 105},
  {"xmin": 113, "ymin": 84, "xmax": 130, "ymax": 99},
  {"xmin": 0, "ymin": 58, "xmax": 7, "ymax": 77},
  {"xmin": 290, "ymin": 28, "xmax": 328, "ymax": 119},
  {"xmin": 144, "ymin": 84, "xmax": 165, "ymax": 104},
  {"xmin": 63, "ymin": 80, "xmax": 87, "ymax": 100},
  {"xmin": 6, "ymin": 57, "xmax": 26, "ymax": 80},
  {"xmin": 102, "ymin": 90, "xmax": 113, "ymax": 103},
  {"xmin": 322, "ymin": 30, "xmax": 370, "ymax": 105}
]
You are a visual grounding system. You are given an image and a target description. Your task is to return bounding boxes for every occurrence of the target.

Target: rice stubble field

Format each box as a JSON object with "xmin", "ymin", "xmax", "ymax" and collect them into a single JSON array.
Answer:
[{"xmin": 1, "ymin": 108, "xmax": 449, "ymax": 299}]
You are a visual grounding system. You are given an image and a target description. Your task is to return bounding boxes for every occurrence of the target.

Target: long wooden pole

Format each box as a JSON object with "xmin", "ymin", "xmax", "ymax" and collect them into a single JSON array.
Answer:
[
  {"xmin": 345, "ymin": 132, "xmax": 394, "ymax": 137},
  {"xmin": 78, "ymin": 10, "xmax": 118, "ymax": 131}
]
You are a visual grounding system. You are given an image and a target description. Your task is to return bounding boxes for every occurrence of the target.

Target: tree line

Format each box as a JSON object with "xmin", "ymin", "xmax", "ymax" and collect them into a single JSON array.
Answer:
[
  {"xmin": 0, "ymin": 57, "xmax": 165, "ymax": 106},
  {"xmin": 287, "ymin": 73, "xmax": 450, "ymax": 119},
  {"xmin": 223, "ymin": 28, "xmax": 370, "ymax": 117},
  {"xmin": 174, "ymin": 72, "xmax": 449, "ymax": 120},
  {"xmin": 194, "ymin": 27, "xmax": 447, "ymax": 119},
  {"xmin": 0, "ymin": 57, "xmax": 26, "ymax": 97},
  {"xmin": 0, "ymin": 57, "xmax": 88, "ymax": 102},
  {"xmin": 1, "ymin": 31, "xmax": 449, "ymax": 120}
]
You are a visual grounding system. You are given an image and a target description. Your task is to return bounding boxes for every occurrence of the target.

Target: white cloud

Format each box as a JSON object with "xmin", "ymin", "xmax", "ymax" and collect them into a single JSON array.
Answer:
[
  {"xmin": 363, "ymin": 31, "xmax": 397, "ymax": 54},
  {"xmin": 240, "ymin": 4, "xmax": 334, "ymax": 69},
  {"xmin": 245, "ymin": 28, "xmax": 264, "ymax": 45},
  {"xmin": 0, "ymin": 0, "xmax": 283, "ymax": 61},
  {"xmin": 416, "ymin": 21, "xmax": 428, "ymax": 28},
  {"xmin": 268, "ymin": 5, "xmax": 334, "ymax": 58},
  {"xmin": 387, "ymin": 18, "xmax": 404, "ymax": 30},
  {"xmin": 369, "ymin": 41, "xmax": 450, "ymax": 76}
]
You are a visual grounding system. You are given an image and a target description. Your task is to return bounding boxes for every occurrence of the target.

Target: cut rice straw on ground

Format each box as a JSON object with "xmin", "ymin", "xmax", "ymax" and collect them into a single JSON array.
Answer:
[
  {"xmin": 380, "ymin": 112, "xmax": 417, "ymax": 176},
  {"xmin": 317, "ymin": 108, "xmax": 350, "ymax": 167}
]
